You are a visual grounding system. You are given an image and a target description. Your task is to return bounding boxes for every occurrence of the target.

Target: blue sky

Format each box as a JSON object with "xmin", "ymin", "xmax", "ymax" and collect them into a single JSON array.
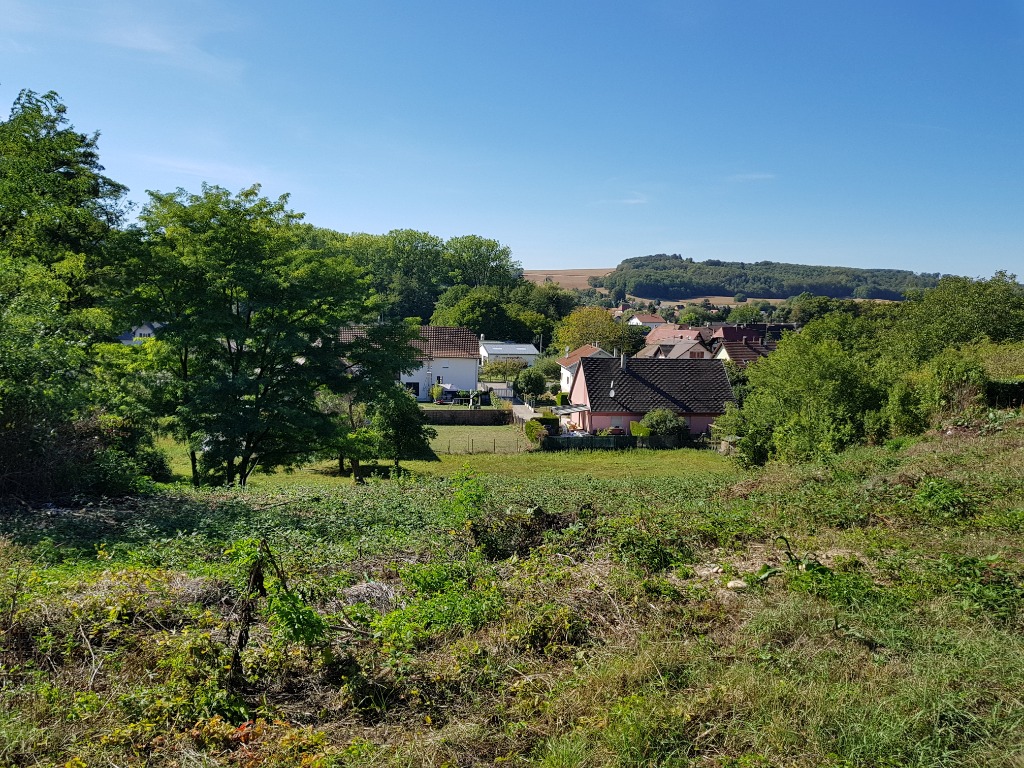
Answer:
[{"xmin": 2, "ymin": 1, "xmax": 1022, "ymax": 276}]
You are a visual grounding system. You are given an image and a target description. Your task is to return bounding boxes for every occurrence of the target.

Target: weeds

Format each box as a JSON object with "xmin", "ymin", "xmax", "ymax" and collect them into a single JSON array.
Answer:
[{"xmin": 1, "ymin": 415, "xmax": 1023, "ymax": 765}]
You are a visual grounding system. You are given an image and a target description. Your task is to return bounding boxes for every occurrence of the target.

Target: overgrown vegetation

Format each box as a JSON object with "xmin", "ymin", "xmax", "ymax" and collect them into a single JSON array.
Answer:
[{"xmin": 3, "ymin": 418, "xmax": 1024, "ymax": 765}]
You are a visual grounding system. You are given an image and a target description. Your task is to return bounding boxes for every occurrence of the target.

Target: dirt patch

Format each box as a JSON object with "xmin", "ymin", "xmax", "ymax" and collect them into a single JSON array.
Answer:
[{"xmin": 522, "ymin": 269, "xmax": 612, "ymax": 290}]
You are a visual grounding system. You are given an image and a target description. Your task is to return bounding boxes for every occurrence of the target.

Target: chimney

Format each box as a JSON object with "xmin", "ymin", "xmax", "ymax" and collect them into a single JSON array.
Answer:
[
  {"xmin": 620, "ymin": 353, "xmax": 627, "ymax": 369},
  {"xmin": 480, "ymin": 333, "xmax": 485, "ymax": 341}
]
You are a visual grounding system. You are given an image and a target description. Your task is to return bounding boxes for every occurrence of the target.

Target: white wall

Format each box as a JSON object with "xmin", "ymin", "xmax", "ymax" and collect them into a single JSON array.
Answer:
[{"xmin": 400, "ymin": 357, "xmax": 480, "ymax": 401}]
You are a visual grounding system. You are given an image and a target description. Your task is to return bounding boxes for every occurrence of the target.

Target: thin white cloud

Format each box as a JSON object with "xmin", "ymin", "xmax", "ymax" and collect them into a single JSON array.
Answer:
[{"xmin": 0, "ymin": 0, "xmax": 242, "ymax": 80}]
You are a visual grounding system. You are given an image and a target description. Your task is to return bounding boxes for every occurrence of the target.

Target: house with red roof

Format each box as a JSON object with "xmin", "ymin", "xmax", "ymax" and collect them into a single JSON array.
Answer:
[
  {"xmin": 556, "ymin": 343, "xmax": 613, "ymax": 392},
  {"xmin": 627, "ymin": 312, "xmax": 668, "ymax": 330}
]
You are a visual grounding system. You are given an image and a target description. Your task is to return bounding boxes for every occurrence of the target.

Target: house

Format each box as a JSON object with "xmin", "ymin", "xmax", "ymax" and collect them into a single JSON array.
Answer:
[
  {"xmin": 627, "ymin": 313, "xmax": 668, "ymax": 331},
  {"xmin": 645, "ymin": 324, "xmax": 713, "ymax": 344},
  {"xmin": 556, "ymin": 343, "xmax": 613, "ymax": 392},
  {"xmin": 339, "ymin": 325, "xmax": 480, "ymax": 401},
  {"xmin": 634, "ymin": 338, "xmax": 712, "ymax": 360},
  {"xmin": 117, "ymin": 322, "xmax": 163, "ymax": 345},
  {"xmin": 479, "ymin": 338, "xmax": 540, "ymax": 367},
  {"xmin": 555, "ymin": 356, "xmax": 734, "ymax": 435},
  {"xmin": 714, "ymin": 338, "xmax": 777, "ymax": 368}
]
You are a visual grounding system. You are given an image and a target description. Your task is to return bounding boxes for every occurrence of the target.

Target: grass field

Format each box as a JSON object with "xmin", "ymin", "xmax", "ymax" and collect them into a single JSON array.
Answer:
[{"xmin": 6, "ymin": 417, "xmax": 1024, "ymax": 766}]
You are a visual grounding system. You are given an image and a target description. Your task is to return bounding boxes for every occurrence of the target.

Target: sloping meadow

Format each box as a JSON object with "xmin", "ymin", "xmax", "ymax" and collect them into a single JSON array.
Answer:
[{"xmin": 1, "ymin": 425, "xmax": 1023, "ymax": 767}]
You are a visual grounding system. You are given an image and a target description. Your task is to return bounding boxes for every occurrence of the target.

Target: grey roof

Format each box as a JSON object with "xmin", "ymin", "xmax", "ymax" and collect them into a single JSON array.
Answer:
[
  {"xmin": 481, "ymin": 341, "xmax": 539, "ymax": 356},
  {"xmin": 578, "ymin": 357, "xmax": 734, "ymax": 414}
]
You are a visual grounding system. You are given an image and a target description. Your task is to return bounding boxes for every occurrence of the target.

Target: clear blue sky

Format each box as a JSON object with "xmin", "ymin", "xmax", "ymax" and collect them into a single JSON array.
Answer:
[{"xmin": 3, "ymin": 0, "xmax": 1022, "ymax": 277}]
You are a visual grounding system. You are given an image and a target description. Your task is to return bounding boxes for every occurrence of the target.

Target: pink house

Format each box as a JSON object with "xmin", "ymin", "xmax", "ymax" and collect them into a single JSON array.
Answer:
[{"xmin": 555, "ymin": 357, "xmax": 734, "ymax": 435}]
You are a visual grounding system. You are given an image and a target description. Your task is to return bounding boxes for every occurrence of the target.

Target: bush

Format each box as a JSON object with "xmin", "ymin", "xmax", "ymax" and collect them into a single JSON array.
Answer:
[
  {"xmin": 640, "ymin": 408, "xmax": 689, "ymax": 439},
  {"xmin": 523, "ymin": 419, "xmax": 548, "ymax": 443}
]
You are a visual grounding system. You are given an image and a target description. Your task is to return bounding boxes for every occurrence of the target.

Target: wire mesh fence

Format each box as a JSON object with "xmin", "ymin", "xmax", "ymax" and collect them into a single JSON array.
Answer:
[{"xmin": 435, "ymin": 435, "xmax": 528, "ymax": 454}]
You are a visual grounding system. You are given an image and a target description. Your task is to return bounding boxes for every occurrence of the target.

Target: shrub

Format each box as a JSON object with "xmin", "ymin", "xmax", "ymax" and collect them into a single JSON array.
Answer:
[
  {"xmin": 640, "ymin": 408, "xmax": 689, "ymax": 439},
  {"xmin": 523, "ymin": 419, "xmax": 548, "ymax": 443}
]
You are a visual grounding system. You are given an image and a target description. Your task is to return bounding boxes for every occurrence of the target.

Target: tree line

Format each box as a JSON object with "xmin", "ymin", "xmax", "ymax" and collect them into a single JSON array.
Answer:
[{"xmin": 593, "ymin": 254, "xmax": 945, "ymax": 301}]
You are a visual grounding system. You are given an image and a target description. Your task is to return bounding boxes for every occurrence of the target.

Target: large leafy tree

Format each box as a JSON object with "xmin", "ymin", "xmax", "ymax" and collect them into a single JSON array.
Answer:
[
  {"xmin": 0, "ymin": 90, "xmax": 146, "ymax": 497},
  {"xmin": 716, "ymin": 333, "xmax": 882, "ymax": 466},
  {"xmin": 345, "ymin": 229, "xmax": 446, "ymax": 322},
  {"xmin": 113, "ymin": 184, "xmax": 414, "ymax": 486},
  {"xmin": 553, "ymin": 306, "xmax": 647, "ymax": 355},
  {"xmin": 430, "ymin": 286, "xmax": 536, "ymax": 342}
]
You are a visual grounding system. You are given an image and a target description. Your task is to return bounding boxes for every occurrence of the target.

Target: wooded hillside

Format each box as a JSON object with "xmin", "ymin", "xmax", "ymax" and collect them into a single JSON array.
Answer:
[{"xmin": 592, "ymin": 254, "xmax": 945, "ymax": 301}]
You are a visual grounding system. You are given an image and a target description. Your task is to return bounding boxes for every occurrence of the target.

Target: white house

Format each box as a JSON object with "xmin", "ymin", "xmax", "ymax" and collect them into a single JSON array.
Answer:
[
  {"xmin": 626, "ymin": 313, "xmax": 668, "ymax": 331},
  {"xmin": 117, "ymin": 322, "xmax": 163, "ymax": 345},
  {"xmin": 402, "ymin": 326, "xmax": 481, "ymax": 400},
  {"xmin": 479, "ymin": 338, "xmax": 540, "ymax": 367},
  {"xmin": 339, "ymin": 325, "xmax": 481, "ymax": 401}
]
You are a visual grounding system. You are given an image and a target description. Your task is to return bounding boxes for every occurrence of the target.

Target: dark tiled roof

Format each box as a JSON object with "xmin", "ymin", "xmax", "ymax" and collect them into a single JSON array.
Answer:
[
  {"xmin": 712, "ymin": 323, "xmax": 796, "ymax": 341},
  {"xmin": 339, "ymin": 325, "xmax": 480, "ymax": 360},
  {"xmin": 579, "ymin": 357, "xmax": 734, "ymax": 414}
]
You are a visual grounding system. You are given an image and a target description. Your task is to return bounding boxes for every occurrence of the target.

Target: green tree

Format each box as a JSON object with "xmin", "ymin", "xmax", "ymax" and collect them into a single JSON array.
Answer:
[
  {"xmin": 727, "ymin": 303, "xmax": 764, "ymax": 324},
  {"xmin": 716, "ymin": 333, "xmax": 882, "ymax": 465},
  {"xmin": 443, "ymin": 235, "xmax": 522, "ymax": 288},
  {"xmin": 0, "ymin": 91, "xmax": 152, "ymax": 496},
  {"xmin": 113, "ymin": 184, "xmax": 409, "ymax": 486},
  {"xmin": 369, "ymin": 385, "xmax": 437, "ymax": 471},
  {"xmin": 640, "ymin": 408, "xmax": 689, "ymax": 439},
  {"xmin": 888, "ymin": 272, "xmax": 1024, "ymax": 363},
  {"xmin": 0, "ymin": 90, "xmax": 127, "ymax": 317},
  {"xmin": 553, "ymin": 306, "xmax": 647, "ymax": 355},
  {"xmin": 430, "ymin": 286, "xmax": 534, "ymax": 341},
  {"xmin": 346, "ymin": 229, "xmax": 446, "ymax": 321},
  {"xmin": 514, "ymin": 367, "xmax": 547, "ymax": 399}
]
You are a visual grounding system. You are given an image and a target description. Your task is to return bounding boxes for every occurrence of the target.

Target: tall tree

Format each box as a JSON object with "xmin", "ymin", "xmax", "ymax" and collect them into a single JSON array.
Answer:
[
  {"xmin": 114, "ymin": 184, "xmax": 414, "ymax": 486},
  {"xmin": 347, "ymin": 229, "xmax": 446, "ymax": 321}
]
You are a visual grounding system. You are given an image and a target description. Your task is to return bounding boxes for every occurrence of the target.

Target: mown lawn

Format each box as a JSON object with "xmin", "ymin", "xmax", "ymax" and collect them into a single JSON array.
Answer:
[{"xmin": 5, "ymin": 417, "xmax": 1024, "ymax": 767}]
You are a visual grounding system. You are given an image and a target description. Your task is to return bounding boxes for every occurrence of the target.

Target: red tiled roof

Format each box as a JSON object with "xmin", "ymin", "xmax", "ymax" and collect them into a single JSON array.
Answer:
[
  {"xmin": 631, "ymin": 313, "xmax": 666, "ymax": 323},
  {"xmin": 645, "ymin": 325, "xmax": 707, "ymax": 343},
  {"xmin": 557, "ymin": 343, "xmax": 607, "ymax": 368}
]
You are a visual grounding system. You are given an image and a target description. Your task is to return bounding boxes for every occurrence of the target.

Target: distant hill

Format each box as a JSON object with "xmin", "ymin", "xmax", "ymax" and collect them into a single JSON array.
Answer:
[{"xmin": 591, "ymin": 255, "xmax": 944, "ymax": 301}]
